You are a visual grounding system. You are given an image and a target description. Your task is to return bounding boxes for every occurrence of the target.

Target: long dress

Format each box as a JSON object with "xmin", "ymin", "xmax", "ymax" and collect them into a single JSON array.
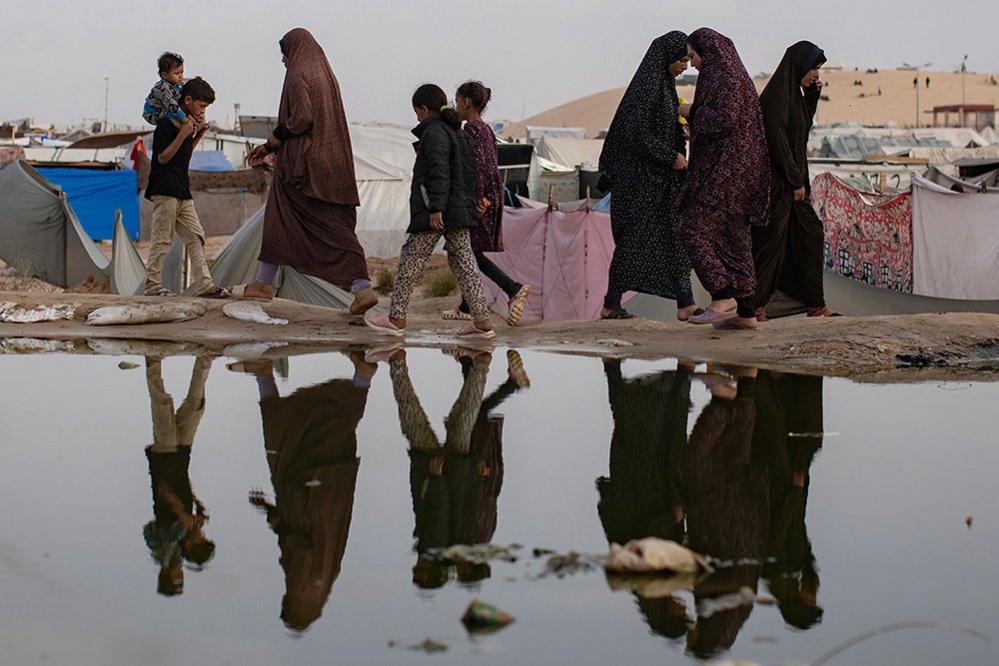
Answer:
[
  {"xmin": 599, "ymin": 31, "xmax": 693, "ymax": 301},
  {"xmin": 259, "ymin": 28, "xmax": 369, "ymax": 288},
  {"xmin": 680, "ymin": 28, "xmax": 770, "ymax": 300},
  {"xmin": 754, "ymin": 42, "xmax": 827, "ymax": 310},
  {"xmin": 464, "ymin": 120, "xmax": 505, "ymax": 252}
]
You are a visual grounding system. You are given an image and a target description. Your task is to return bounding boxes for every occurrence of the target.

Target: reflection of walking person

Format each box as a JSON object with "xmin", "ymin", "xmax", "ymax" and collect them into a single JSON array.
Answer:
[
  {"xmin": 142, "ymin": 356, "xmax": 215, "ymax": 596},
  {"xmin": 232, "ymin": 353, "xmax": 375, "ymax": 632},
  {"xmin": 373, "ymin": 348, "xmax": 529, "ymax": 588}
]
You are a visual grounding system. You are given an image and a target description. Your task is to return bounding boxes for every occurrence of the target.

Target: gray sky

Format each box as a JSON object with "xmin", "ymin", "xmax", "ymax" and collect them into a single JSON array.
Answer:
[{"xmin": 6, "ymin": 0, "xmax": 999, "ymax": 129}]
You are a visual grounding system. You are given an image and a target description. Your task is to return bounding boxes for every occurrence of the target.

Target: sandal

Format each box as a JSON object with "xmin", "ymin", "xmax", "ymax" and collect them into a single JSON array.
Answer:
[
  {"xmin": 601, "ymin": 308, "xmax": 635, "ymax": 320},
  {"xmin": 677, "ymin": 307, "xmax": 706, "ymax": 322},
  {"xmin": 364, "ymin": 311, "xmax": 406, "ymax": 337},
  {"xmin": 689, "ymin": 307, "xmax": 736, "ymax": 325},
  {"xmin": 145, "ymin": 288, "xmax": 176, "ymax": 297},
  {"xmin": 231, "ymin": 284, "xmax": 273, "ymax": 301},
  {"xmin": 506, "ymin": 284, "xmax": 532, "ymax": 326},
  {"xmin": 457, "ymin": 323, "xmax": 496, "ymax": 339},
  {"xmin": 349, "ymin": 291, "xmax": 379, "ymax": 316},
  {"xmin": 198, "ymin": 286, "xmax": 232, "ymax": 300},
  {"xmin": 807, "ymin": 306, "xmax": 840, "ymax": 317},
  {"xmin": 442, "ymin": 308, "xmax": 473, "ymax": 321}
]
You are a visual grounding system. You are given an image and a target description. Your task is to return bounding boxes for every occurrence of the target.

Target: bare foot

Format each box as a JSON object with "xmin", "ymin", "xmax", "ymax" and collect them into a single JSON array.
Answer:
[
  {"xmin": 677, "ymin": 305, "xmax": 701, "ymax": 321},
  {"xmin": 244, "ymin": 283, "xmax": 274, "ymax": 300},
  {"xmin": 708, "ymin": 297, "xmax": 737, "ymax": 312},
  {"xmin": 349, "ymin": 287, "xmax": 379, "ymax": 315}
]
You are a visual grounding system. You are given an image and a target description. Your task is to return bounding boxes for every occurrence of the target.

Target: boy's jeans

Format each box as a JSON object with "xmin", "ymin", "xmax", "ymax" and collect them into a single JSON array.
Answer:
[{"xmin": 145, "ymin": 196, "xmax": 214, "ymax": 295}]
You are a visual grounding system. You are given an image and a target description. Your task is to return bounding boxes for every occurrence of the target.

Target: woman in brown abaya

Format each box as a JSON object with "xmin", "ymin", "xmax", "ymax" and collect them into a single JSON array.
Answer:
[
  {"xmin": 242, "ymin": 28, "xmax": 378, "ymax": 315},
  {"xmin": 753, "ymin": 42, "xmax": 834, "ymax": 319}
]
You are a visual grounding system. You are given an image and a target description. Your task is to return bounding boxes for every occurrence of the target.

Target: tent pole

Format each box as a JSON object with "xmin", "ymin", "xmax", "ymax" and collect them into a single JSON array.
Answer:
[{"xmin": 547, "ymin": 184, "xmax": 555, "ymax": 212}]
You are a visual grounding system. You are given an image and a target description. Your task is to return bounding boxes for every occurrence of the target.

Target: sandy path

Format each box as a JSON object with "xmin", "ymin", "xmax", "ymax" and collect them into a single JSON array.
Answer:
[{"xmin": 2, "ymin": 291, "xmax": 997, "ymax": 381}]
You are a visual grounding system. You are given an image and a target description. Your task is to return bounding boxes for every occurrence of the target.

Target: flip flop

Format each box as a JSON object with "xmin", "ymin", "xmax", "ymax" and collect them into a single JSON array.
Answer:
[
  {"xmin": 677, "ymin": 307, "xmax": 706, "ymax": 322},
  {"xmin": 198, "ymin": 286, "xmax": 232, "ymax": 300},
  {"xmin": 712, "ymin": 317, "xmax": 759, "ymax": 331},
  {"xmin": 601, "ymin": 308, "xmax": 635, "ymax": 320},
  {"xmin": 145, "ymin": 288, "xmax": 177, "ymax": 297},
  {"xmin": 807, "ymin": 306, "xmax": 840, "ymax": 317},
  {"xmin": 506, "ymin": 284, "xmax": 532, "ymax": 326},
  {"xmin": 456, "ymin": 323, "xmax": 496, "ymax": 339},
  {"xmin": 689, "ymin": 308, "xmax": 736, "ymax": 325},
  {"xmin": 507, "ymin": 350, "xmax": 531, "ymax": 388},
  {"xmin": 442, "ymin": 308, "xmax": 473, "ymax": 321},
  {"xmin": 364, "ymin": 311, "xmax": 406, "ymax": 337}
]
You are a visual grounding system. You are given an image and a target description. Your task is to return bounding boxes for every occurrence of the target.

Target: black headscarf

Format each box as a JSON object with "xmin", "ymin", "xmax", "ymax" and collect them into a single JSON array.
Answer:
[
  {"xmin": 759, "ymin": 41, "xmax": 826, "ymax": 189},
  {"xmin": 599, "ymin": 31, "xmax": 688, "ymax": 182}
]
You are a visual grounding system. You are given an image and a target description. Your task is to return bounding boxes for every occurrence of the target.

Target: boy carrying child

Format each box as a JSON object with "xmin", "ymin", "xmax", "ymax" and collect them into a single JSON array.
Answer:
[{"xmin": 144, "ymin": 76, "xmax": 229, "ymax": 298}]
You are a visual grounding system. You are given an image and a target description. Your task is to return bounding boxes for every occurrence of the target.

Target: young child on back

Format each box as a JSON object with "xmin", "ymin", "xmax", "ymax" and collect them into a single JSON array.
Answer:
[
  {"xmin": 143, "ymin": 52, "xmax": 187, "ymax": 126},
  {"xmin": 144, "ymin": 77, "xmax": 228, "ymax": 298}
]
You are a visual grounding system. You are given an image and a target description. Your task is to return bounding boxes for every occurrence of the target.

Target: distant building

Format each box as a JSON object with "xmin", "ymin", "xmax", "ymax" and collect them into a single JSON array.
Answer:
[{"xmin": 926, "ymin": 104, "xmax": 997, "ymax": 131}]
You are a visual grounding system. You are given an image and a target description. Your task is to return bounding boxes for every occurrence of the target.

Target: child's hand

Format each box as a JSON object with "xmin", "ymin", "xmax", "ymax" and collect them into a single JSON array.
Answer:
[{"xmin": 179, "ymin": 118, "xmax": 196, "ymax": 138}]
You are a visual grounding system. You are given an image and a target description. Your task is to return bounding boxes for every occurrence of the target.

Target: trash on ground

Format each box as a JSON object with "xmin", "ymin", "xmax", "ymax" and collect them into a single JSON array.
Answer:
[
  {"xmin": 604, "ymin": 538, "xmax": 711, "ymax": 575},
  {"xmin": 595, "ymin": 338, "xmax": 635, "ymax": 348},
  {"xmin": 0, "ymin": 302, "xmax": 77, "ymax": 323},
  {"xmin": 86, "ymin": 302, "xmax": 206, "ymax": 326},
  {"xmin": 539, "ymin": 550, "xmax": 598, "ymax": 578},
  {"xmin": 461, "ymin": 600, "xmax": 515, "ymax": 634},
  {"xmin": 223, "ymin": 301, "xmax": 288, "ymax": 325},
  {"xmin": 117, "ymin": 361, "xmax": 139, "ymax": 370},
  {"xmin": 697, "ymin": 586, "xmax": 756, "ymax": 619}
]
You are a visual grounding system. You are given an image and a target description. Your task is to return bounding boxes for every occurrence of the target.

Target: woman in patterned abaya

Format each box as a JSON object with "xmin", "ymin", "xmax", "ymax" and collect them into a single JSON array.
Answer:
[
  {"xmin": 681, "ymin": 28, "xmax": 770, "ymax": 330},
  {"xmin": 598, "ymin": 31, "xmax": 701, "ymax": 321},
  {"xmin": 753, "ymin": 42, "xmax": 833, "ymax": 319}
]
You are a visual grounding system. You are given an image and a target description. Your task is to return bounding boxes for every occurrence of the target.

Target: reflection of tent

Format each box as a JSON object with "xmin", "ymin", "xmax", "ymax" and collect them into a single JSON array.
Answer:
[
  {"xmin": 207, "ymin": 207, "xmax": 356, "ymax": 310},
  {"xmin": 34, "ymin": 166, "xmax": 140, "ymax": 240},
  {"xmin": 478, "ymin": 206, "xmax": 617, "ymax": 321}
]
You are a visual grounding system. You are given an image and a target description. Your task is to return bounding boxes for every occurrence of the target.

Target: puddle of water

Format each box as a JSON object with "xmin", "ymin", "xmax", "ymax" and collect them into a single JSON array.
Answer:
[{"xmin": 0, "ymin": 346, "xmax": 996, "ymax": 665}]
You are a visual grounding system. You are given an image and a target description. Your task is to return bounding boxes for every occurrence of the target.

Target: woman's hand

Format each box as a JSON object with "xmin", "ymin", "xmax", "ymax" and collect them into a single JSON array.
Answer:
[
  {"xmin": 475, "ymin": 197, "xmax": 491, "ymax": 216},
  {"xmin": 248, "ymin": 144, "xmax": 269, "ymax": 164},
  {"xmin": 673, "ymin": 153, "xmax": 688, "ymax": 170},
  {"xmin": 794, "ymin": 187, "xmax": 807, "ymax": 202},
  {"xmin": 430, "ymin": 212, "xmax": 445, "ymax": 231}
]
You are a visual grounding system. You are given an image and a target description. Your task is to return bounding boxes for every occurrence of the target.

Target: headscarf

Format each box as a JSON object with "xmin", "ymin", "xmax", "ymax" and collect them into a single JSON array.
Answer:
[
  {"xmin": 599, "ymin": 31, "xmax": 688, "ymax": 180},
  {"xmin": 759, "ymin": 41, "xmax": 826, "ymax": 189},
  {"xmin": 276, "ymin": 28, "xmax": 359, "ymax": 206},
  {"xmin": 683, "ymin": 28, "xmax": 770, "ymax": 225}
]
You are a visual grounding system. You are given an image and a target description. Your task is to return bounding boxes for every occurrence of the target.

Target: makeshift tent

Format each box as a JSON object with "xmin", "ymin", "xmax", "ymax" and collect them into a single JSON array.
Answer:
[
  {"xmin": 35, "ymin": 167, "xmax": 140, "ymax": 240},
  {"xmin": 0, "ymin": 160, "xmax": 111, "ymax": 287},
  {"xmin": 910, "ymin": 173, "xmax": 999, "ymax": 300},
  {"xmin": 206, "ymin": 206, "xmax": 358, "ymax": 310},
  {"xmin": 535, "ymin": 137, "xmax": 604, "ymax": 169},
  {"xmin": 811, "ymin": 172, "xmax": 913, "ymax": 291},
  {"xmin": 477, "ymin": 206, "xmax": 617, "ymax": 321},
  {"xmin": 190, "ymin": 150, "xmax": 234, "ymax": 172},
  {"xmin": 349, "ymin": 124, "xmax": 415, "ymax": 258}
]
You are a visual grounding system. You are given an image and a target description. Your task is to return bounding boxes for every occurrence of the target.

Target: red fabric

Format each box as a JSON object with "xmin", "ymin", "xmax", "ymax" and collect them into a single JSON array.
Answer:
[
  {"xmin": 130, "ymin": 138, "xmax": 147, "ymax": 163},
  {"xmin": 811, "ymin": 173, "xmax": 913, "ymax": 291}
]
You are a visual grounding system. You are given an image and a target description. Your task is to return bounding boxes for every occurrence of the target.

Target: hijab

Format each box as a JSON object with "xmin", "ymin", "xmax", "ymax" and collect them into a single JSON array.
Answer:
[
  {"xmin": 599, "ymin": 31, "xmax": 688, "ymax": 179},
  {"xmin": 276, "ymin": 28, "xmax": 359, "ymax": 206}
]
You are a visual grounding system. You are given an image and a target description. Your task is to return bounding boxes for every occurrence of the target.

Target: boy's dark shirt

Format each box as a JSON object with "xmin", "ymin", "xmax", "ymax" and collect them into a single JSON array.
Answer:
[{"xmin": 145, "ymin": 119, "xmax": 193, "ymax": 201}]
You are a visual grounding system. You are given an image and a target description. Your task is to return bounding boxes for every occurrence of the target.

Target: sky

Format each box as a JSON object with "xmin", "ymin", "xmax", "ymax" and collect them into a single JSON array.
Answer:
[{"xmin": 5, "ymin": 0, "xmax": 999, "ymax": 129}]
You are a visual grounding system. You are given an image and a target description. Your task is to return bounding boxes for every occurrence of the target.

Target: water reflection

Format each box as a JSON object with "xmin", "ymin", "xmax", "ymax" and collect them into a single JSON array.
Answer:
[
  {"xmin": 232, "ymin": 352, "xmax": 374, "ymax": 631},
  {"xmin": 142, "ymin": 355, "xmax": 215, "ymax": 596},
  {"xmin": 598, "ymin": 362, "xmax": 825, "ymax": 659},
  {"xmin": 383, "ymin": 348, "xmax": 529, "ymax": 589}
]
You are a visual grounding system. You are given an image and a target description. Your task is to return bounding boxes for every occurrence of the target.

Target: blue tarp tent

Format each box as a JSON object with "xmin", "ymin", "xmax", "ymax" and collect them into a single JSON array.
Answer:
[
  {"xmin": 35, "ymin": 168, "xmax": 139, "ymax": 240},
  {"xmin": 190, "ymin": 150, "xmax": 233, "ymax": 172}
]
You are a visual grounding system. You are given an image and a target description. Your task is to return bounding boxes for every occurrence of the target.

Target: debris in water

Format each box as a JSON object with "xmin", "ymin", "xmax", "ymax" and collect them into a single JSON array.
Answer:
[
  {"xmin": 697, "ymin": 586, "xmax": 755, "ymax": 618},
  {"xmin": 606, "ymin": 573, "xmax": 698, "ymax": 598},
  {"xmin": 461, "ymin": 600, "xmax": 515, "ymax": 634},
  {"xmin": 788, "ymin": 431, "xmax": 839, "ymax": 438},
  {"xmin": 966, "ymin": 515, "xmax": 973, "ymax": 529},
  {"xmin": 304, "ymin": 480, "xmax": 322, "ymax": 488},
  {"xmin": 0, "ymin": 337, "xmax": 74, "ymax": 353},
  {"xmin": 532, "ymin": 547, "xmax": 556, "ymax": 558},
  {"xmin": 117, "ymin": 361, "xmax": 139, "ymax": 370},
  {"xmin": 388, "ymin": 638, "xmax": 448, "ymax": 653},
  {"xmin": 428, "ymin": 543, "xmax": 520, "ymax": 565},
  {"xmin": 604, "ymin": 538, "xmax": 711, "ymax": 575},
  {"xmin": 86, "ymin": 302, "xmax": 206, "ymax": 326},
  {"xmin": 0, "ymin": 302, "xmax": 78, "ymax": 323},
  {"xmin": 223, "ymin": 301, "xmax": 288, "ymax": 325},
  {"xmin": 540, "ymin": 550, "xmax": 597, "ymax": 578}
]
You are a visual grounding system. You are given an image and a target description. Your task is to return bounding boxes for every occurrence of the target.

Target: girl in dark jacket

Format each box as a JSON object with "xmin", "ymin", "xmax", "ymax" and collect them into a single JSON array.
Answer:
[{"xmin": 366, "ymin": 84, "xmax": 495, "ymax": 338}]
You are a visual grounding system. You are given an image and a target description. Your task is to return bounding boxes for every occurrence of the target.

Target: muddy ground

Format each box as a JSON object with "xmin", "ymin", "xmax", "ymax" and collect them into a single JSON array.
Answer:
[{"xmin": 2, "ymin": 290, "xmax": 997, "ymax": 382}]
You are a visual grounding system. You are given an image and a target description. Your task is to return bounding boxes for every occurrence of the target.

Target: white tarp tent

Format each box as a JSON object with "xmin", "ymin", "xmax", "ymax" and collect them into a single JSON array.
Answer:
[
  {"xmin": 349, "ymin": 124, "xmax": 416, "ymax": 258},
  {"xmin": 910, "ymin": 173, "xmax": 999, "ymax": 300},
  {"xmin": 535, "ymin": 137, "xmax": 604, "ymax": 169}
]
